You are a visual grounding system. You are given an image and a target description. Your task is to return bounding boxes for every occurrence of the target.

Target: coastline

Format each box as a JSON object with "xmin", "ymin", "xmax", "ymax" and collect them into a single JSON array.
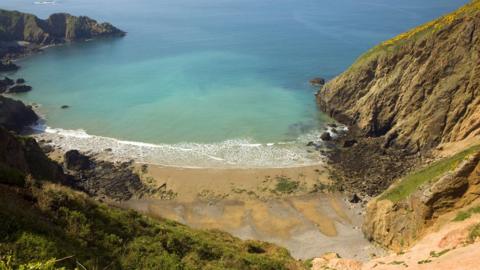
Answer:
[{"xmin": 29, "ymin": 122, "xmax": 337, "ymax": 169}]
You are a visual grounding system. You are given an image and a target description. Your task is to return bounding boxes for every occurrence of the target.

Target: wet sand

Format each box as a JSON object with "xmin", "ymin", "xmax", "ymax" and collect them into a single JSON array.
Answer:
[
  {"xmin": 138, "ymin": 163, "xmax": 332, "ymax": 201},
  {"xmin": 122, "ymin": 193, "xmax": 380, "ymax": 260},
  {"xmin": 43, "ymin": 144, "xmax": 381, "ymax": 260}
]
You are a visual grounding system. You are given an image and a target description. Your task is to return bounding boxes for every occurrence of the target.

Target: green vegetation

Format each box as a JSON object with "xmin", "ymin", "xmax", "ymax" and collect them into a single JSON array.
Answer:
[
  {"xmin": 468, "ymin": 223, "xmax": 480, "ymax": 243},
  {"xmin": 453, "ymin": 206, "xmax": 480, "ymax": 221},
  {"xmin": 0, "ymin": 165, "xmax": 25, "ymax": 187},
  {"xmin": 0, "ymin": 183, "xmax": 302, "ymax": 270},
  {"xmin": 417, "ymin": 259, "xmax": 432, "ymax": 264},
  {"xmin": 274, "ymin": 176, "xmax": 300, "ymax": 194},
  {"xmin": 430, "ymin": 249, "xmax": 450, "ymax": 258},
  {"xmin": 0, "ymin": 256, "xmax": 66, "ymax": 270},
  {"xmin": 380, "ymin": 145, "xmax": 480, "ymax": 202},
  {"xmin": 348, "ymin": 0, "xmax": 480, "ymax": 70}
]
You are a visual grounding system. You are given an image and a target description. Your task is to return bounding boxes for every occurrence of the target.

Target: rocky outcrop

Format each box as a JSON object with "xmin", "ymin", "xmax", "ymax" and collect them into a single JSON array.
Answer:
[
  {"xmin": 0, "ymin": 60, "xmax": 19, "ymax": 71},
  {"xmin": 7, "ymin": 84, "xmax": 32, "ymax": 93},
  {"xmin": 0, "ymin": 96, "xmax": 38, "ymax": 133},
  {"xmin": 63, "ymin": 150, "xmax": 146, "ymax": 201},
  {"xmin": 0, "ymin": 9, "xmax": 125, "ymax": 44},
  {"xmin": 0, "ymin": 127, "xmax": 64, "ymax": 185},
  {"xmin": 317, "ymin": 0, "xmax": 480, "ymax": 154},
  {"xmin": 363, "ymin": 149, "xmax": 480, "ymax": 251},
  {"xmin": 0, "ymin": 77, "xmax": 14, "ymax": 92},
  {"xmin": 0, "ymin": 9, "xmax": 125, "ymax": 58}
]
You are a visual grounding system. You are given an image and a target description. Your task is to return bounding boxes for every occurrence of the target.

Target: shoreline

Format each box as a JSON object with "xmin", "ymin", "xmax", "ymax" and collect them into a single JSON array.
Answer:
[{"xmin": 29, "ymin": 122, "xmax": 339, "ymax": 169}]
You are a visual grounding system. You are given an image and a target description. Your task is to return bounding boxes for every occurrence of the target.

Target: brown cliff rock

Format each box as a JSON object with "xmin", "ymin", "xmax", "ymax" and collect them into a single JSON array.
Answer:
[{"xmin": 317, "ymin": 0, "xmax": 480, "ymax": 154}]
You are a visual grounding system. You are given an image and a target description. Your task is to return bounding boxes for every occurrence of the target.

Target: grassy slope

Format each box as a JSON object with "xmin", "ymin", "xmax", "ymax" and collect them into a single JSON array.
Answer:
[
  {"xmin": 0, "ymin": 182, "xmax": 302, "ymax": 270},
  {"xmin": 349, "ymin": 0, "xmax": 480, "ymax": 70},
  {"xmin": 380, "ymin": 145, "xmax": 480, "ymax": 202}
]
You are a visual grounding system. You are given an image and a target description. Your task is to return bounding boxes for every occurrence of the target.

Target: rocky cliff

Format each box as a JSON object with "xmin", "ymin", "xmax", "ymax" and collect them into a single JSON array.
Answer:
[
  {"xmin": 317, "ymin": 0, "xmax": 480, "ymax": 154},
  {"xmin": 0, "ymin": 9, "xmax": 125, "ymax": 59},
  {"xmin": 363, "ymin": 146, "xmax": 480, "ymax": 250},
  {"xmin": 316, "ymin": 0, "xmax": 480, "ymax": 253},
  {"xmin": 0, "ymin": 9, "xmax": 125, "ymax": 44}
]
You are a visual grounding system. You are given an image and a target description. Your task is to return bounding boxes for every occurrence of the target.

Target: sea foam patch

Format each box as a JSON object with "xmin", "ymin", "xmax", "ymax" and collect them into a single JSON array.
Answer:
[{"xmin": 31, "ymin": 125, "xmax": 327, "ymax": 168}]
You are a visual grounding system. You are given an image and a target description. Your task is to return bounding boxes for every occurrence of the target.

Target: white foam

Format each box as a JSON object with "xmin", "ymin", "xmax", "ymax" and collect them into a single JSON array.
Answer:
[
  {"xmin": 34, "ymin": 1, "xmax": 57, "ymax": 5},
  {"xmin": 30, "ymin": 124, "xmax": 327, "ymax": 168}
]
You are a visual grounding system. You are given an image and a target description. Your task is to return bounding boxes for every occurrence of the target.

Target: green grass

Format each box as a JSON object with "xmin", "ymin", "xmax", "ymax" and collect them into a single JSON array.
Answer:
[
  {"xmin": 0, "ymin": 184, "xmax": 303, "ymax": 270},
  {"xmin": 453, "ymin": 206, "xmax": 480, "ymax": 221},
  {"xmin": 380, "ymin": 145, "xmax": 480, "ymax": 202},
  {"xmin": 418, "ymin": 259, "xmax": 432, "ymax": 264},
  {"xmin": 274, "ymin": 176, "xmax": 300, "ymax": 194},
  {"xmin": 468, "ymin": 223, "xmax": 480, "ymax": 243},
  {"xmin": 430, "ymin": 249, "xmax": 450, "ymax": 258}
]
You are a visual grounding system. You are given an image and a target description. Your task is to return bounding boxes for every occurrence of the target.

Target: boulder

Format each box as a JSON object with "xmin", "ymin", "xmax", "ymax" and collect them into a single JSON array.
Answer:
[
  {"xmin": 310, "ymin": 77, "xmax": 326, "ymax": 86},
  {"xmin": 16, "ymin": 78, "xmax": 25, "ymax": 84},
  {"xmin": 61, "ymin": 105, "xmax": 70, "ymax": 109},
  {"xmin": 321, "ymin": 132, "xmax": 332, "ymax": 141},
  {"xmin": 348, "ymin": 193, "xmax": 361, "ymax": 203},
  {"xmin": 64, "ymin": 150, "xmax": 92, "ymax": 171}
]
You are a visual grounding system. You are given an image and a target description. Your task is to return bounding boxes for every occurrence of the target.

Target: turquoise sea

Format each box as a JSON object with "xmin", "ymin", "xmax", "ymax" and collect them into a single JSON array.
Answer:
[{"xmin": 1, "ymin": 0, "xmax": 468, "ymax": 167}]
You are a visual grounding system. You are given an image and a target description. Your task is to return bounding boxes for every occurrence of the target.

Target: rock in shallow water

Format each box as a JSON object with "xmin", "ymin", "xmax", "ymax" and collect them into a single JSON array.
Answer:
[
  {"xmin": 310, "ymin": 77, "xmax": 326, "ymax": 86},
  {"xmin": 8, "ymin": 84, "xmax": 32, "ymax": 93}
]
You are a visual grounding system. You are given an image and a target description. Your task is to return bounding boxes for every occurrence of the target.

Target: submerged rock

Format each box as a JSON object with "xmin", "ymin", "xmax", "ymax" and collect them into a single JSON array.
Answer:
[
  {"xmin": 61, "ymin": 105, "xmax": 70, "ymax": 109},
  {"xmin": 16, "ymin": 78, "xmax": 25, "ymax": 84}
]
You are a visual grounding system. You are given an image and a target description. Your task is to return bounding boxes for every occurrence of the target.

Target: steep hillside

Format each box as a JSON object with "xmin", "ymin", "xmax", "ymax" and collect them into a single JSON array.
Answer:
[
  {"xmin": 363, "ymin": 145, "xmax": 480, "ymax": 250},
  {"xmin": 317, "ymin": 0, "xmax": 480, "ymax": 154},
  {"xmin": 0, "ymin": 122, "xmax": 303, "ymax": 270}
]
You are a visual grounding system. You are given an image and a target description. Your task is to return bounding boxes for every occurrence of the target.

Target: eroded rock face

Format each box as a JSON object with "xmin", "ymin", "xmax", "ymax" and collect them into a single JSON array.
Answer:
[
  {"xmin": 0, "ymin": 9, "xmax": 125, "ymax": 45},
  {"xmin": 317, "ymin": 6, "xmax": 480, "ymax": 154},
  {"xmin": 0, "ymin": 96, "xmax": 38, "ymax": 133},
  {"xmin": 63, "ymin": 150, "xmax": 145, "ymax": 201},
  {"xmin": 363, "ymin": 150, "xmax": 480, "ymax": 251}
]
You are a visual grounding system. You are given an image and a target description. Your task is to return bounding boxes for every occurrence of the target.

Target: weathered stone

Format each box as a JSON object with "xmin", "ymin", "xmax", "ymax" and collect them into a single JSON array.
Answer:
[{"xmin": 0, "ymin": 96, "xmax": 38, "ymax": 133}]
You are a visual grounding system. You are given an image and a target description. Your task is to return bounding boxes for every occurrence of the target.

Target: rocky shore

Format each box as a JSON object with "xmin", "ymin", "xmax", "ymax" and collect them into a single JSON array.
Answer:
[{"xmin": 0, "ymin": 9, "xmax": 125, "ymax": 60}]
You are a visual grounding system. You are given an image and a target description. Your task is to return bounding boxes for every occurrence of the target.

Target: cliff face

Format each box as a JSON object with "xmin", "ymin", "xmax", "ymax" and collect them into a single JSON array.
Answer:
[
  {"xmin": 317, "ymin": 0, "xmax": 480, "ymax": 154},
  {"xmin": 0, "ymin": 9, "xmax": 125, "ymax": 45},
  {"xmin": 363, "ymin": 147, "xmax": 480, "ymax": 251}
]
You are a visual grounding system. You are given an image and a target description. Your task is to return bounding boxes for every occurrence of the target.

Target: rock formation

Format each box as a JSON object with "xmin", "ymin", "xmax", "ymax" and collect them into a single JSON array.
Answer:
[
  {"xmin": 0, "ymin": 96, "xmax": 38, "ymax": 133},
  {"xmin": 0, "ymin": 9, "xmax": 125, "ymax": 44},
  {"xmin": 63, "ymin": 150, "xmax": 146, "ymax": 201},
  {"xmin": 363, "ymin": 148, "xmax": 480, "ymax": 251},
  {"xmin": 317, "ymin": 0, "xmax": 480, "ymax": 154},
  {"xmin": 0, "ymin": 9, "xmax": 125, "ymax": 58}
]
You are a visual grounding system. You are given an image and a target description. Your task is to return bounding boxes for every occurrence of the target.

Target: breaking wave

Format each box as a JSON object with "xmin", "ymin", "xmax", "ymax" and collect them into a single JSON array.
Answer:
[{"xmin": 29, "ymin": 123, "xmax": 343, "ymax": 168}]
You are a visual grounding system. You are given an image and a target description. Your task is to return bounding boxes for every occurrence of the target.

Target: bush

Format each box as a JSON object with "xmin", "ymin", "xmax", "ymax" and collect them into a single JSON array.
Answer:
[{"xmin": 0, "ymin": 164, "xmax": 25, "ymax": 187}]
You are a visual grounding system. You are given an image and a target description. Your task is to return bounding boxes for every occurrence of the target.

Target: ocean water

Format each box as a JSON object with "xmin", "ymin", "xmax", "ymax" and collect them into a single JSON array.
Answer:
[{"xmin": 1, "ymin": 0, "xmax": 468, "ymax": 167}]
